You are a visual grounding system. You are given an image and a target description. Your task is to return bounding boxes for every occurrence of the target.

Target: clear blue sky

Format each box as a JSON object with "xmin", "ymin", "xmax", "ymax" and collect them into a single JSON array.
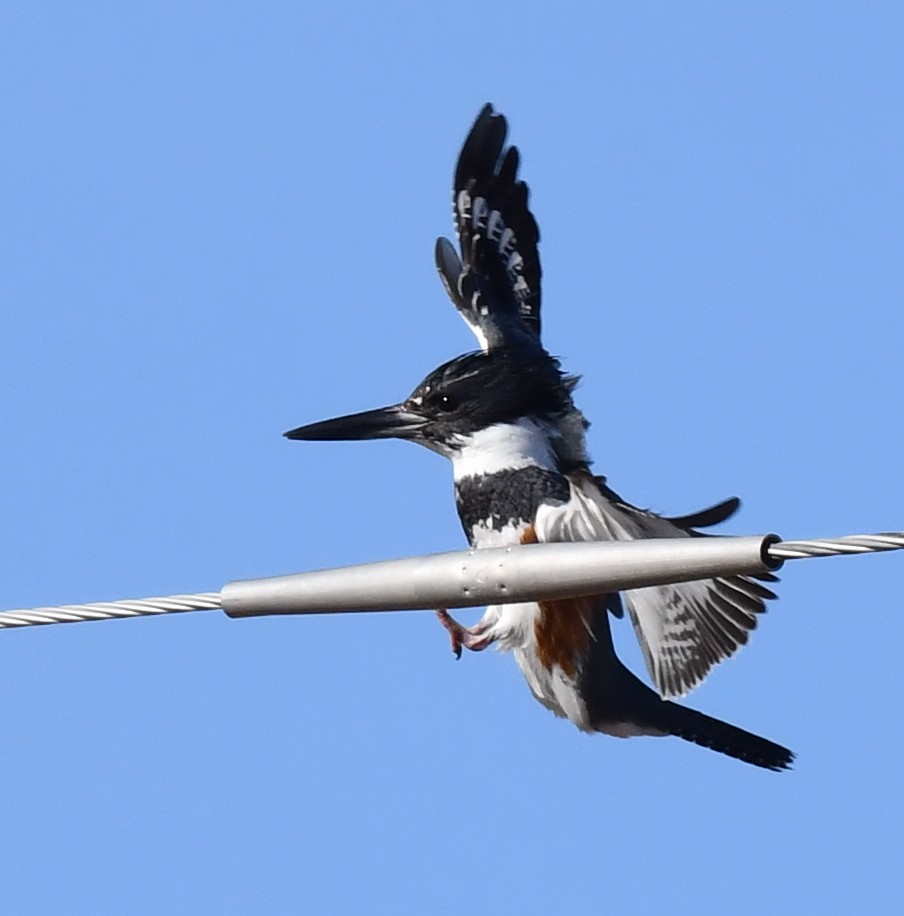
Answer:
[{"xmin": 2, "ymin": 3, "xmax": 902, "ymax": 913}]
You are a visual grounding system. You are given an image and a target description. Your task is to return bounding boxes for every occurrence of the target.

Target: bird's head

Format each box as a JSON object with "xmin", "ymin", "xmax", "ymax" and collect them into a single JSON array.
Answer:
[{"xmin": 284, "ymin": 347, "xmax": 580, "ymax": 463}]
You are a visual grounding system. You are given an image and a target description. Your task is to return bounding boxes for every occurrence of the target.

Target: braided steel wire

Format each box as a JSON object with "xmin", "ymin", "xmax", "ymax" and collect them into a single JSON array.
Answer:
[
  {"xmin": 0, "ymin": 593, "xmax": 221, "ymax": 629},
  {"xmin": 768, "ymin": 533, "xmax": 904, "ymax": 560},
  {"xmin": 0, "ymin": 532, "xmax": 902, "ymax": 630}
]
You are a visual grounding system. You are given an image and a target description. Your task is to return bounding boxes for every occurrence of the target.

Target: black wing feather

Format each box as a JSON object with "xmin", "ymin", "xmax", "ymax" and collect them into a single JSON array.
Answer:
[{"xmin": 436, "ymin": 103, "xmax": 542, "ymax": 350}]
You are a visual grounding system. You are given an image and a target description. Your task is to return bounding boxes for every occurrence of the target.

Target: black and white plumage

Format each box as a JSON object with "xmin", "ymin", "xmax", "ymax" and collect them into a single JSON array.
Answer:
[
  {"xmin": 435, "ymin": 104, "xmax": 542, "ymax": 350},
  {"xmin": 433, "ymin": 104, "xmax": 779, "ymax": 701},
  {"xmin": 286, "ymin": 104, "xmax": 792, "ymax": 770}
]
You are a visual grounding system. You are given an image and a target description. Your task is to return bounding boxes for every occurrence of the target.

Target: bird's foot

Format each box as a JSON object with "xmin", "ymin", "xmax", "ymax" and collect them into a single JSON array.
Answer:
[{"xmin": 435, "ymin": 609, "xmax": 492, "ymax": 659}]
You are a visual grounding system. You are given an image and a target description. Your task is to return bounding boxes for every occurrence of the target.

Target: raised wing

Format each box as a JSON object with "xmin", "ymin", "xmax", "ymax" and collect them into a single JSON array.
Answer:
[
  {"xmin": 534, "ymin": 471, "xmax": 777, "ymax": 699},
  {"xmin": 435, "ymin": 104, "xmax": 542, "ymax": 351}
]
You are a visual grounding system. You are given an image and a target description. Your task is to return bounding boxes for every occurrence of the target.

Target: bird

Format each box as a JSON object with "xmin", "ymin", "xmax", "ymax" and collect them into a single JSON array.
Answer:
[{"xmin": 285, "ymin": 104, "xmax": 793, "ymax": 771}]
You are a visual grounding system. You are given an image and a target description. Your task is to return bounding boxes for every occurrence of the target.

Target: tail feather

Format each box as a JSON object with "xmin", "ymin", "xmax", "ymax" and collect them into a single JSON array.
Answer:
[
  {"xmin": 658, "ymin": 699, "xmax": 794, "ymax": 771},
  {"xmin": 578, "ymin": 606, "xmax": 792, "ymax": 771}
]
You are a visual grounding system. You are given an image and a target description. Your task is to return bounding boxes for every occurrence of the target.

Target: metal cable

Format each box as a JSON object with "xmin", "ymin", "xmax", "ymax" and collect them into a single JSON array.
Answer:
[
  {"xmin": 0, "ymin": 593, "xmax": 221, "ymax": 629},
  {"xmin": 767, "ymin": 533, "xmax": 904, "ymax": 560},
  {"xmin": 0, "ymin": 531, "xmax": 902, "ymax": 630}
]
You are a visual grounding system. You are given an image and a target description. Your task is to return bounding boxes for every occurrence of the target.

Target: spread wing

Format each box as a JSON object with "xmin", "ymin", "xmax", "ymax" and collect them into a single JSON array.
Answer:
[
  {"xmin": 435, "ymin": 103, "xmax": 542, "ymax": 352},
  {"xmin": 534, "ymin": 471, "xmax": 777, "ymax": 699}
]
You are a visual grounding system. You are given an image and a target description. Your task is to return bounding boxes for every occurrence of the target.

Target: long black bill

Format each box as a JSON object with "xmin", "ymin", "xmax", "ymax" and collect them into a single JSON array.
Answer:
[{"xmin": 284, "ymin": 404, "xmax": 426, "ymax": 441}]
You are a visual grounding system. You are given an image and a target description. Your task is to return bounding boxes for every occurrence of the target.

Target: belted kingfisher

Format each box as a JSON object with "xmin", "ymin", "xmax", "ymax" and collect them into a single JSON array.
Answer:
[{"xmin": 286, "ymin": 104, "xmax": 792, "ymax": 771}]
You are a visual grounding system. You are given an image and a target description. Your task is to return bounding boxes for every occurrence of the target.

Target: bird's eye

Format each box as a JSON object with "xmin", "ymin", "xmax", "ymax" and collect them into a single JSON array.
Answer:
[{"xmin": 433, "ymin": 393, "xmax": 459, "ymax": 412}]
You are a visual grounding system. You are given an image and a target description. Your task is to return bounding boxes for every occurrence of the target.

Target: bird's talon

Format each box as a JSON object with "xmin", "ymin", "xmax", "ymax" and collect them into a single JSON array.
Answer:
[{"xmin": 435, "ymin": 607, "xmax": 490, "ymax": 655}]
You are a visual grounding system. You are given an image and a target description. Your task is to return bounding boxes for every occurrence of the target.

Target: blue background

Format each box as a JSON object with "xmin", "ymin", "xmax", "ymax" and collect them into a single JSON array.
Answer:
[{"xmin": 2, "ymin": 3, "xmax": 902, "ymax": 913}]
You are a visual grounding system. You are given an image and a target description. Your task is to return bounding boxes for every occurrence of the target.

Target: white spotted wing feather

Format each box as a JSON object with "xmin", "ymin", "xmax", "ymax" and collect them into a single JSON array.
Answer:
[{"xmin": 535, "ymin": 472, "xmax": 777, "ymax": 699}]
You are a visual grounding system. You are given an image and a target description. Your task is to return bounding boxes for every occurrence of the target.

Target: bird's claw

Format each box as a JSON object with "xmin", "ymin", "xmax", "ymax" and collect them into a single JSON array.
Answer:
[
  {"xmin": 435, "ymin": 608, "xmax": 490, "ymax": 657},
  {"xmin": 435, "ymin": 608, "xmax": 463, "ymax": 658}
]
